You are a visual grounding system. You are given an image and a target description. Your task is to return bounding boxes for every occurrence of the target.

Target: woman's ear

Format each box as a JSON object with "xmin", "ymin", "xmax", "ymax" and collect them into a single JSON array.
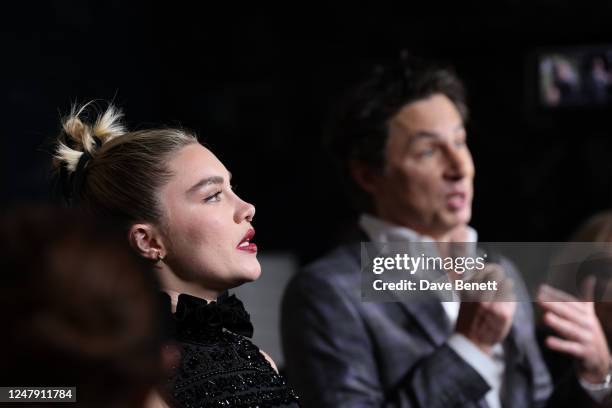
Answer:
[{"xmin": 128, "ymin": 223, "xmax": 166, "ymax": 262}]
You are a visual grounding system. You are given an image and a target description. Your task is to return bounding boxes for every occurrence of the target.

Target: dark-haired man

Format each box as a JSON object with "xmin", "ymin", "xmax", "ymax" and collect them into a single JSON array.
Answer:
[{"xmin": 281, "ymin": 57, "xmax": 610, "ymax": 407}]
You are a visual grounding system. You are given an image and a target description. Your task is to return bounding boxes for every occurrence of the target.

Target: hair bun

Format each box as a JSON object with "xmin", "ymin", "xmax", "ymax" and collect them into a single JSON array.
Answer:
[{"xmin": 54, "ymin": 103, "xmax": 125, "ymax": 173}]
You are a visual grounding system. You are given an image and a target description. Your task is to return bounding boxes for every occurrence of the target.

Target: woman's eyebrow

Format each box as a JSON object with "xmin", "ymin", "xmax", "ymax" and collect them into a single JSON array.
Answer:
[
  {"xmin": 185, "ymin": 172, "xmax": 233, "ymax": 195},
  {"xmin": 186, "ymin": 176, "xmax": 225, "ymax": 195}
]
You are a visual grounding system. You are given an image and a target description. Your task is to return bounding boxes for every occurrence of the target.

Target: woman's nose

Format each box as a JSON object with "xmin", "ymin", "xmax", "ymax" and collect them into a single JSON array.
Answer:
[{"xmin": 235, "ymin": 196, "xmax": 256, "ymax": 224}]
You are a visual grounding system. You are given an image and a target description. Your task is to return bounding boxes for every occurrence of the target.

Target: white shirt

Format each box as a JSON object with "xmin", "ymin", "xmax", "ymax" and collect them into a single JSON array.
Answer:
[{"xmin": 359, "ymin": 213, "xmax": 504, "ymax": 408}]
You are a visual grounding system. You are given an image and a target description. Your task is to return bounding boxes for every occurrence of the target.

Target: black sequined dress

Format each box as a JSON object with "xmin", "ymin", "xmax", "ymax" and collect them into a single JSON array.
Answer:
[{"xmin": 161, "ymin": 292, "xmax": 299, "ymax": 408}]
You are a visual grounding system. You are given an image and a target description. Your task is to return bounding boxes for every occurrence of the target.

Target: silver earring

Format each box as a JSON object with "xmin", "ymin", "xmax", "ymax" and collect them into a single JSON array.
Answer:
[{"xmin": 156, "ymin": 251, "xmax": 165, "ymax": 262}]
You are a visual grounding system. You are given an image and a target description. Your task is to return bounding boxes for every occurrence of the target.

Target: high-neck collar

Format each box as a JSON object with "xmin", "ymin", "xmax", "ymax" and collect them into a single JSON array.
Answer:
[{"xmin": 161, "ymin": 291, "xmax": 254, "ymax": 339}]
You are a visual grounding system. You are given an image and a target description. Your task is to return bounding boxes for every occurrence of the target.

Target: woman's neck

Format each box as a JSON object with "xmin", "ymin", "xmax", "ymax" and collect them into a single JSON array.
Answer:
[{"xmin": 156, "ymin": 266, "xmax": 222, "ymax": 312}]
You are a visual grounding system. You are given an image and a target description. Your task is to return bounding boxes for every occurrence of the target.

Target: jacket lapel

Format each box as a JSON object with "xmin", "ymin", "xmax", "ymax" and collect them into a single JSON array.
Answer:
[
  {"xmin": 346, "ymin": 240, "xmax": 452, "ymax": 347},
  {"xmin": 397, "ymin": 298, "xmax": 453, "ymax": 346}
]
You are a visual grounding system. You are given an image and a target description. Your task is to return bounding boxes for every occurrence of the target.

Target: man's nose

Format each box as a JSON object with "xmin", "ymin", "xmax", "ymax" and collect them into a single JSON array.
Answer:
[{"xmin": 443, "ymin": 144, "xmax": 469, "ymax": 181}]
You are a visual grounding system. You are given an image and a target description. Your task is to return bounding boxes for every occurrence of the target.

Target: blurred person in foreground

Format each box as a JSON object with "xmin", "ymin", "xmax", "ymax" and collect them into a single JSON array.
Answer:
[
  {"xmin": 0, "ymin": 206, "xmax": 168, "ymax": 408},
  {"xmin": 281, "ymin": 53, "xmax": 609, "ymax": 407}
]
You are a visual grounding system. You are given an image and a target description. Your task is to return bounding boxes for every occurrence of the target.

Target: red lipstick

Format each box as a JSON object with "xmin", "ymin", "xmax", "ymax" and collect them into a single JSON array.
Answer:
[{"xmin": 237, "ymin": 228, "xmax": 257, "ymax": 253}]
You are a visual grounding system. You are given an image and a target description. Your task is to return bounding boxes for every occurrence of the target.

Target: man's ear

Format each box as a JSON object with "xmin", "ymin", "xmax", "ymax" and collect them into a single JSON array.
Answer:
[
  {"xmin": 349, "ymin": 160, "xmax": 381, "ymax": 195},
  {"xmin": 128, "ymin": 223, "xmax": 166, "ymax": 261}
]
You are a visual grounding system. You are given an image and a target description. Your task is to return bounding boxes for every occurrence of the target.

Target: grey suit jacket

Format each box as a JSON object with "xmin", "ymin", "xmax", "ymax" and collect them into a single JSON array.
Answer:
[{"xmin": 281, "ymin": 242, "xmax": 553, "ymax": 408}]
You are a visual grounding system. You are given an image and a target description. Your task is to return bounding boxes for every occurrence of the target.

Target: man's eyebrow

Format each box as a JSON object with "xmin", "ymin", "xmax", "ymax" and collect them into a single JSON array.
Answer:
[
  {"xmin": 186, "ymin": 172, "xmax": 231, "ymax": 195},
  {"xmin": 409, "ymin": 125, "xmax": 466, "ymax": 143},
  {"xmin": 410, "ymin": 131, "xmax": 440, "ymax": 141}
]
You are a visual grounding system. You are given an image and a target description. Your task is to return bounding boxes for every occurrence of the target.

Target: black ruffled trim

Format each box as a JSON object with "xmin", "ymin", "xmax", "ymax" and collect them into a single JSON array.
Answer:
[{"xmin": 164, "ymin": 292, "xmax": 254, "ymax": 338}]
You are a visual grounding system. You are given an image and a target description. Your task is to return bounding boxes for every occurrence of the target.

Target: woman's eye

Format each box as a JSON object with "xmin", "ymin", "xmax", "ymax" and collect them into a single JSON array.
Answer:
[{"xmin": 204, "ymin": 191, "xmax": 222, "ymax": 203}]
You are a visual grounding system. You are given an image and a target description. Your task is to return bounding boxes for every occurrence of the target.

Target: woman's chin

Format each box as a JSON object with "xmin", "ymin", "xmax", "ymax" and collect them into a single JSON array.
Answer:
[
  {"xmin": 233, "ymin": 263, "xmax": 262, "ymax": 286},
  {"xmin": 244, "ymin": 265, "xmax": 262, "ymax": 282}
]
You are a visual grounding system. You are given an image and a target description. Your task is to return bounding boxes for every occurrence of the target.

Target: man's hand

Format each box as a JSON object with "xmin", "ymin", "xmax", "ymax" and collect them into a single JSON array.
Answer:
[
  {"xmin": 455, "ymin": 263, "xmax": 517, "ymax": 355},
  {"xmin": 537, "ymin": 279, "xmax": 611, "ymax": 384}
]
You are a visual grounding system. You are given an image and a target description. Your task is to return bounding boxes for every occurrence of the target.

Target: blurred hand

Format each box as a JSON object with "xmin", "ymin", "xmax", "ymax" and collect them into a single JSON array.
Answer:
[
  {"xmin": 455, "ymin": 263, "xmax": 517, "ymax": 355},
  {"xmin": 537, "ymin": 278, "xmax": 611, "ymax": 384}
]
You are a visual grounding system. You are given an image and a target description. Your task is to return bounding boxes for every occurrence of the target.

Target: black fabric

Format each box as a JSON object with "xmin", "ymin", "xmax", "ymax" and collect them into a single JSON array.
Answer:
[
  {"xmin": 173, "ymin": 292, "xmax": 254, "ymax": 338},
  {"xmin": 161, "ymin": 292, "xmax": 299, "ymax": 408}
]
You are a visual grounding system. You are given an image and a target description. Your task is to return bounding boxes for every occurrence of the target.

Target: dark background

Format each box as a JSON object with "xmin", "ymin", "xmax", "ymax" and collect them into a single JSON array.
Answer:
[{"xmin": 3, "ymin": 1, "xmax": 612, "ymax": 263}]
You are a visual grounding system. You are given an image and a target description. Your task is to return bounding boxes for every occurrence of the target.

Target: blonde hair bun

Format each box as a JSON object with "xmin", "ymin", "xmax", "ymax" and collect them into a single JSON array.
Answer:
[{"xmin": 55, "ymin": 103, "xmax": 125, "ymax": 173}]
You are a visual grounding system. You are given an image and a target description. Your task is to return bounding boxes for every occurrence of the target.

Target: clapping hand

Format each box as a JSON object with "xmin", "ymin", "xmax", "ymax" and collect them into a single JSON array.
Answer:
[
  {"xmin": 537, "ymin": 278, "xmax": 611, "ymax": 384},
  {"xmin": 455, "ymin": 264, "xmax": 516, "ymax": 355}
]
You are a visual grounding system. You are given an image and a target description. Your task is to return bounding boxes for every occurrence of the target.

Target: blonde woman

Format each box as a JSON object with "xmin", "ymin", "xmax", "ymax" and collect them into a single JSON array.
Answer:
[{"xmin": 52, "ymin": 104, "xmax": 299, "ymax": 407}]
